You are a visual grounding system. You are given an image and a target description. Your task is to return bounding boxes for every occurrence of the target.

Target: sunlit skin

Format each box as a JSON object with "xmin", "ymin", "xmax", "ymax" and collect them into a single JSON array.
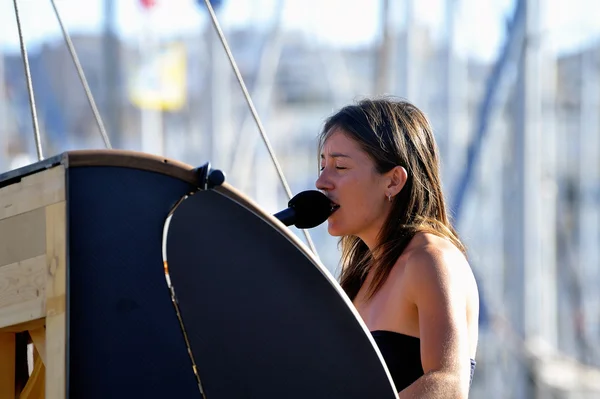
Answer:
[
  {"xmin": 316, "ymin": 129, "xmax": 407, "ymax": 249},
  {"xmin": 316, "ymin": 129, "xmax": 479, "ymax": 398}
]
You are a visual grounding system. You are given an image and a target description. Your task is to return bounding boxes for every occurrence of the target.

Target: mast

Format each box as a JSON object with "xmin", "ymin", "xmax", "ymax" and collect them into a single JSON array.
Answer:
[
  {"xmin": 511, "ymin": 0, "xmax": 557, "ymax": 396},
  {"xmin": 375, "ymin": 0, "xmax": 395, "ymax": 94},
  {"xmin": 102, "ymin": 0, "xmax": 122, "ymax": 148},
  {"xmin": 139, "ymin": 2, "xmax": 164, "ymax": 156},
  {"xmin": 0, "ymin": 44, "xmax": 7, "ymax": 172},
  {"xmin": 441, "ymin": 0, "xmax": 466, "ymax": 195},
  {"xmin": 578, "ymin": 44, "xmax": 600, "ymax": 364},
  {"xmin": 398, "ymin": 0, "xmax": 416, "ymax": 101}
]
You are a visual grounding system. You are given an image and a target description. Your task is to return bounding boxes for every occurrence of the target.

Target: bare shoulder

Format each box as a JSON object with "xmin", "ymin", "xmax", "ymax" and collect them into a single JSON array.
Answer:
[
  {"xmin": 400, "ymin": 233, "xmax": 478, "ymax": 303},
  {"xmin": 398, "ymin": 233, "xmax": 480, "ymax": 360}
]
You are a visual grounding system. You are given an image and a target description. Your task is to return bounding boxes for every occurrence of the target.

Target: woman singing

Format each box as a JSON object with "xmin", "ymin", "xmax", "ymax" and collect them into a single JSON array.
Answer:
[{"xmin": 316, "ymin": 98, "xmax": 479, "ymax": 398}]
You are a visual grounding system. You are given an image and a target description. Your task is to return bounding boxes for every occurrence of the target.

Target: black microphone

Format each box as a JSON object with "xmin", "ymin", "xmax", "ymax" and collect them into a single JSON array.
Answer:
[{"xmin": 273, "ymin": 190, "xmax": 334, "ymax": 229}]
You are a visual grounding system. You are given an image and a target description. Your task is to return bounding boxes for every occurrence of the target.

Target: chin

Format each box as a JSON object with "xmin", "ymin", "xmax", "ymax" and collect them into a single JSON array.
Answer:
[
  {"xmin": 327, "ymin": 224, "xmax": 343, "ymax": 237},
  {"xmin": 326, "ymin": 219, "xmax": 347, "ymax": 237}
]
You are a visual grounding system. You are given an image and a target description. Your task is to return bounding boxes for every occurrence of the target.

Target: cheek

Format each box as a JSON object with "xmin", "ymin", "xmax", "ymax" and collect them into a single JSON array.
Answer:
[
  {"xmin": 328, "ymin": 177, "xmax": 386, "ymax": 235},
  {"xmin": 341, "ymin": 177, "xmax": 384, "ymax": 217},
  {"xmin": 348, "ymin": 177, "xmax": 383, "ymax": 205}
]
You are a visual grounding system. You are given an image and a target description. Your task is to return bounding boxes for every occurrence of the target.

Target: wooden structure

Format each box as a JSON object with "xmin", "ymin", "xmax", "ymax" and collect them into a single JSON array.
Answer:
[
  {"xmin": 1, "ymin": 156, "xmax": 68, "ymax": 399},
  {"xmin": 0, "ymin": 150, "xmax": 203, "ymax": 398},
  {"xmin": 0, "ymin": 150, "xmax": 397, "ymax": 399}
]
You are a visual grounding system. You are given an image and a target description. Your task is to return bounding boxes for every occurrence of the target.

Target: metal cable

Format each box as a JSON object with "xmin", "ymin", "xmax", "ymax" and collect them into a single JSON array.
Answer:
[
  {"xmin": 12, "ymin": 0, "xmax": 43, "ymax": 160},
  {"xmin": 50, "ymin": 0, "xmax": 112, "ymax": 149},
  {"xmin": 201, "ymin": 0, "xmax": 320, "ymax": 258}
]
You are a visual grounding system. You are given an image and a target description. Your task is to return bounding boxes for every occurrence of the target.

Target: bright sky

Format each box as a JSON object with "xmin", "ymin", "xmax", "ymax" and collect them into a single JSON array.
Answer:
[{"xmin": 0, "ymin": 0, "xmax": 599, "ymax": 61}]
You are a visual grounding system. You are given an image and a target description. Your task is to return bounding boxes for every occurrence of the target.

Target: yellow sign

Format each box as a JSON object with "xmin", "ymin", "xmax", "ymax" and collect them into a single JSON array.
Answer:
[{"xmin": 128, "ymin": 43, "xmax": 187, "ymax": 111}]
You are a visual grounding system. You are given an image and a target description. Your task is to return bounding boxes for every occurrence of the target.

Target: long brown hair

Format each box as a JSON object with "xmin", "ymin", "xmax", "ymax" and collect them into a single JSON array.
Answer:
[{"xmin": 318, "ymin": 97, "xmax": 466, "ymax": 301}]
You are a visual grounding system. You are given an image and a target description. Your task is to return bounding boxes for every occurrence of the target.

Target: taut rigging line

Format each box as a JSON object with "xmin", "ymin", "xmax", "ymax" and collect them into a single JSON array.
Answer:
[
  {"xmin": 10, "ymin": 0, "xmax": 320, "ymax": 258},
  {"xmin": 200, "ymin": 0, "xmax": 319, "ymax": 257}
]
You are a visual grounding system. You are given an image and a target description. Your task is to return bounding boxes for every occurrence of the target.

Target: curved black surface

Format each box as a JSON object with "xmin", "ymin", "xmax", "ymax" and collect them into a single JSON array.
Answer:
[
  {"xmin": 67, "ymin": 167, "xmax": 200, "ymax": 398},
  {"xmin": 165, "ymin": 189, "xmax": 397, "ymax": 399}
]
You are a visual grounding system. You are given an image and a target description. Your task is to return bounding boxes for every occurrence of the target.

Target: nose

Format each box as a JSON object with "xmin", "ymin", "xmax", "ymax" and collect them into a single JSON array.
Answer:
[{"xmin": 315, "ymin": 169, "xmax": 334, "ymax": 192}]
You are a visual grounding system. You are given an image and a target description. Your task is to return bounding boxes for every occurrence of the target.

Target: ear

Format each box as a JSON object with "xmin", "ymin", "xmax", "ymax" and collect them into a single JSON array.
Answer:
[{"xmin": 386, "ymin": 166, "xmax": 408, "ymax": 196}]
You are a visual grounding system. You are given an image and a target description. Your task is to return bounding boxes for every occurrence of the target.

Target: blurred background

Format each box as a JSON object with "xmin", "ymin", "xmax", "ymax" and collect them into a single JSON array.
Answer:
[{"xmin": 1, "ymin": 0, "xmax": 599, "ymax": 397}]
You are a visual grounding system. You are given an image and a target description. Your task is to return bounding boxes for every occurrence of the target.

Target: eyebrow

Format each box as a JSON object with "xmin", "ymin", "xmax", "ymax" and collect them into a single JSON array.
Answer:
[{"xmin": 320, "ymin": 152, "xmax": 352, "ymax": 159}]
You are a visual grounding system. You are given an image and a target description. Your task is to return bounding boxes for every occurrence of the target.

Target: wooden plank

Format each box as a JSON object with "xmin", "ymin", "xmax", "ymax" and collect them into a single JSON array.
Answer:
[
  {"xmin": 29, "ymin": 327, "xmax": 46, "ymax": 366},
  {"xmin": 0, "ymin": 318, "xmax": 44, "ymax": 334},
  {"xmin": 45, "ymin": 201, "xmax": 66, "ymax": 399},
  {"xmin": 0, "ymin": 154, "xmax": 63, "ymax": 187},
  {"xmin": 0, "ymin": 255, "xmax": 46, "ymax": 329},
  {"xmin": 0, "ymin": 333, "xmax": 15, "ymax": 399},
  {"xmin": 0, "ymin": 209, "xmax": 46, "ymax": 267},
  {"xmin": 19, "ymin": 351, "xmax": 45, "ymax": 399},
  {"xmin": 0, "ymin": 165, "xmax": 65, "ymax": 220}
]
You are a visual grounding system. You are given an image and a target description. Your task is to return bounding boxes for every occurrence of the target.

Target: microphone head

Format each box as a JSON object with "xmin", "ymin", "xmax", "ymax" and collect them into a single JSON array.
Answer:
[{"xmin": 288, "ymin": 190, "xmax": 334, "ymax": 229}]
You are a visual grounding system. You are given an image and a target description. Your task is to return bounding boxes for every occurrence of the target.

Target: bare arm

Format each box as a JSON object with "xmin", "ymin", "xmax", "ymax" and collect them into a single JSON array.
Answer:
[{"xmin": 398, "ymin": 246, "xmax": 475, "ymax": 399}]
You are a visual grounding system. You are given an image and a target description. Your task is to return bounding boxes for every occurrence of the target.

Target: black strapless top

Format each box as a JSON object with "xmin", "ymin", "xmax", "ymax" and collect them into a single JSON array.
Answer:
[{"xmin": 371, "ymin": 330, "xmax": 476, "ymax": 392}]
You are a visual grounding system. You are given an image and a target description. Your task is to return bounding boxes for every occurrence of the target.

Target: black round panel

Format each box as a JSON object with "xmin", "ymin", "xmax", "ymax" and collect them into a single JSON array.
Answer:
[
  {"xmin": 165, "ymin": 188, "xmax": 397, "ymax": 399},
  {"xmin": 67, "ymin": 166, "xmax": 200, "ymax": 398}
]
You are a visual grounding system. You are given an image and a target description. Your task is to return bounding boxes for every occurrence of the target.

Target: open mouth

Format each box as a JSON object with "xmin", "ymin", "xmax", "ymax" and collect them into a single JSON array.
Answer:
[{"xmin": 330, "ymin": 201, "xmax": 340, "ymax": 214}]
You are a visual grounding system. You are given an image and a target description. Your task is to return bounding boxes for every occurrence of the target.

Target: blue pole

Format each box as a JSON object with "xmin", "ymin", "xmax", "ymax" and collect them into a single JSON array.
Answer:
[{"xmin": 450, "ymin": 0, "xmax": 526, "ymax": 225}]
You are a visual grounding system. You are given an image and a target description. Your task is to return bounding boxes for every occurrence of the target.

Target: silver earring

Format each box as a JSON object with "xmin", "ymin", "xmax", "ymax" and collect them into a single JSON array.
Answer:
[{"xmin": 388, "ymin": 194, "xmax": 392, "ymax": 202}]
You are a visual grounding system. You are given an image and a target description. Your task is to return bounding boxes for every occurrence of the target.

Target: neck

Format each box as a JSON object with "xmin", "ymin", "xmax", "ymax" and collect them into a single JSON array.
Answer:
[
  {"xmin": 358, "ymin": 233, "xmax": 378, "ymax": 253},
  {"xmin": 357, "ymin": 219, "xmax": 387, "ymax": 252}
]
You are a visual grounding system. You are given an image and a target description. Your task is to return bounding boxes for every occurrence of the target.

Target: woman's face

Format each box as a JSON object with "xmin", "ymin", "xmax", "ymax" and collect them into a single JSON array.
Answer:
[{"xmin": 316, "ymin": 129, "xmax": 392, "ymax": 248}]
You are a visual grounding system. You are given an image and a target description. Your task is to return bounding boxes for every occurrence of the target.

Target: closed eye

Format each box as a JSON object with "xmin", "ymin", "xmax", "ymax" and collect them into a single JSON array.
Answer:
[{"xmin": 320, "ymin": 166, "xmax": 348, "ymax": 171}]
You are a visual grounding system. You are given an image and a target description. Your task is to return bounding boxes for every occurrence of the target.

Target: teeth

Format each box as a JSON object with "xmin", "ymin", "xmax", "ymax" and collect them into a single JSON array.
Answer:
[{"xmin": 329, "ymin": 199, "xmax": 340, "ymax": 212}]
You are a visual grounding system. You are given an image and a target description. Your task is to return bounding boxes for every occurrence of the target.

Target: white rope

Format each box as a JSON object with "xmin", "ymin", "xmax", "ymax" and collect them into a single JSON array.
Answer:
[
  {"xmin": 12, "ymin": 0, "xmax": 43, "ymax": 160},
  {"xmin": 50, "ymin": 0, "xmax": 112, "ymax": 149},
  {"xmin": 201, "ymin": 0, "xmax": 320, "ymax": 258}
]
